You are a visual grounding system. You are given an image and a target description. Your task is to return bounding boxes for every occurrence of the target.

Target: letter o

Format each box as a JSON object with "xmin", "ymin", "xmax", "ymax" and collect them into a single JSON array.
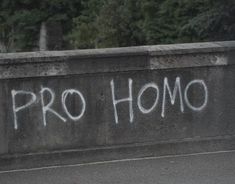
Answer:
[
  {"xmin": 62, "ymin": 89, "xmax": 86, "ymax": 121},
  {"xmin": 137, "ymin": 83, "xmax": 159, "ymax": 114},
  {"xmin": 184, "ymin": 79, "xmax": 208, "ymax": 111}
]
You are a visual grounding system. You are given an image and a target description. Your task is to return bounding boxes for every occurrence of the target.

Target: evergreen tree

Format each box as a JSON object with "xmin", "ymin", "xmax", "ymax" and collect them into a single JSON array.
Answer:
[
  {"xmin": 0, "ymin": 0, "xmax": 82, "ymax": 52},
  {"xmin": 1, "ymin": 0, "xmax": 234, "ymax": 51},
  {"xmin": 95, "ymin": 0, "xmax": 145, "ymax": 48},
  {"xmin": 67, "ymin": 0, "xmax": 104, "ymax": 49},
  {"xmin": 180, "ymin": 0, "xmax": 235, "ymax": 42}
]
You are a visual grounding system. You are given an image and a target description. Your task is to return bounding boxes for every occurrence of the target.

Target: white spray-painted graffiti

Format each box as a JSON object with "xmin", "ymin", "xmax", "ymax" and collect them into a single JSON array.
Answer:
[
  {"xmin": 111, "ymin": 79, "xmax": 134, "ymax": 124},
  {"xmin": 40, "ymin": 87, "xmax": 67, "ymax": 127},
  {"xmin": 110, "ymin": 77, "xmax": 208, "ymax": 124},
  {"xmin": 11, "ymin": 77, "xmax": 208, "ymax": 129},
  {"xmin": 11, "ymin": 87, "xmax": 86, "ymax": 130},
  {"xmin": 11, "ymin": 90, "xmax": 37, "ymax": 130},
  {"xmin": 138, "ymin": 82, "xmax": 159, "ymax": 114}
]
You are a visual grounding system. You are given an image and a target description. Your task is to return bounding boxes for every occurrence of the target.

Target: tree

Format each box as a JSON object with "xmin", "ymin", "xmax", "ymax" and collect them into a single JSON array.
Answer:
[
  {"xmin": 0, "ymin": 0, "xmax": 82, "ymax": 52},
  {"xmin": 67, "ymin": 0, "xmax": 104, "ymax": 49},
  {"xmin": 95, "ymin": 0, "xmax": 145, "ymax": 48},
  {"xmin": 1, "ymin": 0, "xmax": 234, "ymax": 52},
  {"xmin": 68, "ymin": 0, "xmax": 145, "ymax": 49},
  {"xmin": 141, "ymin": 0, "xmax": 235, "ymax": 44},
  {"xmin": 180, "ymin": 0, "xmax": 235, "ymax": 42}
]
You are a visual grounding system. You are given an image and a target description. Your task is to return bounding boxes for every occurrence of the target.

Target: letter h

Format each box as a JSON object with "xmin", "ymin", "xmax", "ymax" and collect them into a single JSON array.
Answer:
[{"xmin": 110, "ymin": 79, "xmax": 133, "ymax": 124}]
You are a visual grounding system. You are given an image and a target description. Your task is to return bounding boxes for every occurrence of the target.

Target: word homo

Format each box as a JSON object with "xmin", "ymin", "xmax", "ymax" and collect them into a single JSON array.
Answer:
[
  {"xmin": 111, "ymin": 77, "xmax": 208, "ymax": 124},
  {"xmin": 12, "ymin": 87, "xmax": 86, "ymax": 130}
]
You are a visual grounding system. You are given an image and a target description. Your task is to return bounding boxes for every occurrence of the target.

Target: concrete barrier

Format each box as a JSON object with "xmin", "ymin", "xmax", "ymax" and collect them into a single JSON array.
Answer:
[{"xmin": 0, "ymin": 41, "xmax": 235, "ymax": 170}]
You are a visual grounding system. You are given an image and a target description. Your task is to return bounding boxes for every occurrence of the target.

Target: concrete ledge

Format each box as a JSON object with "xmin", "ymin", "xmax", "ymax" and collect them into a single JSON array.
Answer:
[
  {"xmin": 0, "ymin": 41, "xmax": 234, "ymax": 79},
  {"xmin": 1, "ymin": 41, "xmax": 235, "ymax": 61}
]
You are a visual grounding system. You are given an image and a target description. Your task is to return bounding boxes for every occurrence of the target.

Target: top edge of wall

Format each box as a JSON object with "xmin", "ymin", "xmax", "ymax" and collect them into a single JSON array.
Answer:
[{"xmin": 0, "ymin": 41, "xmax": 234, "ymax": 65}]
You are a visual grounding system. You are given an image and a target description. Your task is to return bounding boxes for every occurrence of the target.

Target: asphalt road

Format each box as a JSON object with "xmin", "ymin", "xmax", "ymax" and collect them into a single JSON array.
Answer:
[{"xmin": 0, "ymin": 150, "xmax": 235, "ymax": 184}]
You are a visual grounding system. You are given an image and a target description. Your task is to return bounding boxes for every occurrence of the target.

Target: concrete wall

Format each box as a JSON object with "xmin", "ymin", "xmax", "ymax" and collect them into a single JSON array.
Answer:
[{"xmin": 0, "ymin": 41, "xmax": 235, "ymax": 170}]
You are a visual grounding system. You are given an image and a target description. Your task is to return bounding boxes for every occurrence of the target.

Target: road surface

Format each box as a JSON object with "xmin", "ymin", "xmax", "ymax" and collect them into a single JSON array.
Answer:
[{"xmin": 0, "ymin": 150, "xmax": 235, "ymax": 184}]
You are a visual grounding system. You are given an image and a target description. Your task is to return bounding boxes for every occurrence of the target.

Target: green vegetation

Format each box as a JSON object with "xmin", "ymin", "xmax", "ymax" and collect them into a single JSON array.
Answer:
[
  {"xmin": 0, "ymin": 0, "xmax": 82, "ymax": 51},
  {"xmin": 0, "ymin": 0, "xmax": 235, "ymax": 52}
]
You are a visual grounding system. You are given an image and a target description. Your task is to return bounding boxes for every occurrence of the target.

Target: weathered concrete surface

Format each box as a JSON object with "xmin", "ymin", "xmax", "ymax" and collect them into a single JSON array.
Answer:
[
  {"xmin": 0, "ymin": 41, "xmax": 235, "ymax": 170},
  {"xmin": 1, "ymin": 150, "xmax": 235, "ymax": 184},
  {"xmin": 0, "ymin": 41, "xmax": 234, "ymax": 79}
]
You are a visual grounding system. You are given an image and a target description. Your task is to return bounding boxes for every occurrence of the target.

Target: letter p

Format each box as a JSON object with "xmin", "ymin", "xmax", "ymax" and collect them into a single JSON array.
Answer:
[{"xmin": 11, "ymin": 90, "xmax": 36, "ymax": 130}]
